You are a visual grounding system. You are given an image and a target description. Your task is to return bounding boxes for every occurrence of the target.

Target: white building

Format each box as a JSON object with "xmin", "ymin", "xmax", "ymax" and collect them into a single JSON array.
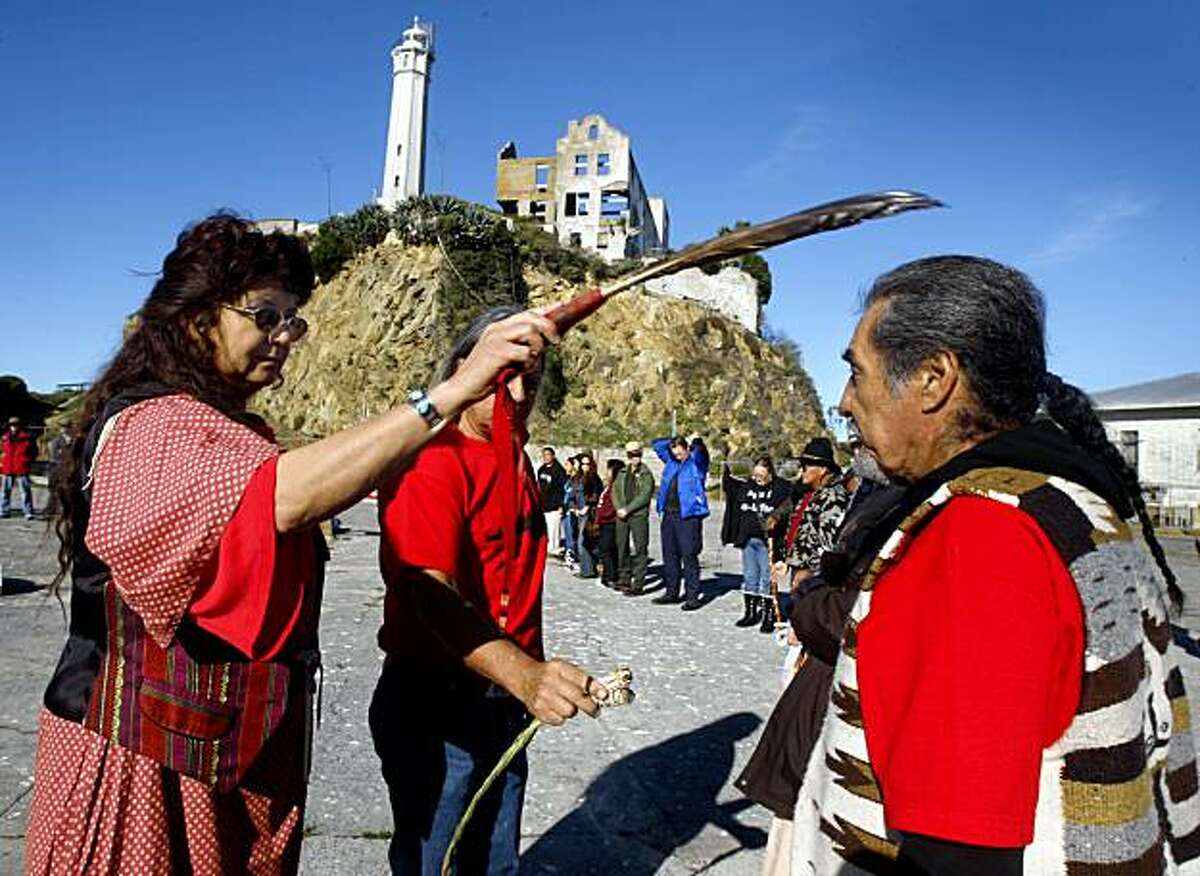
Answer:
[
  {"xmin": 495, "ymin": 114, "xmax": 668, "ymax": 262},
  {"xmin": 379, "ymin": 18, "xmax": 434, "ymax": 207},
  {"xmin": 1093, "ymin": 372, "xmax": 1200, "ymax": 528}
]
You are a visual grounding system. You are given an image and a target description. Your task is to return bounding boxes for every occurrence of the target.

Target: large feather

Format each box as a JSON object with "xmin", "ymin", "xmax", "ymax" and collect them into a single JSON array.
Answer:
[{"xmin": 545, "ymin": 190, "xmax": 943, "ymax": 333}]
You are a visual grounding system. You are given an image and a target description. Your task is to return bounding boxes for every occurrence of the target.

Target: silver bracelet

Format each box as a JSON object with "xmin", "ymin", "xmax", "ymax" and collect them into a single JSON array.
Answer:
[{"xmin": 406, "ymin": 389, "xmax": 443, "ymax": 429}]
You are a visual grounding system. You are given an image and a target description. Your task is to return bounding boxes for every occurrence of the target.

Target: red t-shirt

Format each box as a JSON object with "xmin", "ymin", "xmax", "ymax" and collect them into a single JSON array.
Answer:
[
  {"xmin": 857, "ymin": 496, "xmax": 1084, "ymax": 847},
  {"xmin": 377, "ymin": 425, "xmax": 547, "ymax": 660}
]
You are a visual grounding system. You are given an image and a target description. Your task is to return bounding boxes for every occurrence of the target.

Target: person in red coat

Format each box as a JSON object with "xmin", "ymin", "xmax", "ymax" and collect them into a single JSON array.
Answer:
[{"xmin": 1, "ymin": 415, "xmax": 37, "ymax": 519}]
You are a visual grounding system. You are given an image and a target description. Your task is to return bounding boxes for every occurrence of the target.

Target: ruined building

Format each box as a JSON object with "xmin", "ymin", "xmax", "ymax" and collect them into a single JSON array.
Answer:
[{"xmin": 496, "ymin": 114, "xmax": 669, "ymax": 263}]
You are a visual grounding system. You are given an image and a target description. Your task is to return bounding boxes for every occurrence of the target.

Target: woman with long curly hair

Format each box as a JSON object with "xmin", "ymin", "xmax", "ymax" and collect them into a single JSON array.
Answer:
[{"xmin": 24, "ymin": 214, "xmax": 556, "ymax": 875}]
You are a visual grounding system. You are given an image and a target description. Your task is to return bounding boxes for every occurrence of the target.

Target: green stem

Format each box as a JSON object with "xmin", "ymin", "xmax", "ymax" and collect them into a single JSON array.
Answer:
[{"xmin": 440, "ymin": 717, "xmax": 543, "ymax": 876}]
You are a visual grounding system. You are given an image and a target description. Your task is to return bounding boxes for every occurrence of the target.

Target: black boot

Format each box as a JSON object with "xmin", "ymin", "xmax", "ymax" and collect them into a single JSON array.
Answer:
[
  {"xmin": 759, "ymin": 597, "xmax": 777, "ymax": 633},
  {"xmin": 734, "ymin": 594, "xmax": 759, "ymax": 627}
]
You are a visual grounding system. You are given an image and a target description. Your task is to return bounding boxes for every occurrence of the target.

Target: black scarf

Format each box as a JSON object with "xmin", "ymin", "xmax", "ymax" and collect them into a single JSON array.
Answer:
[{"xmin": 846, "ymin": 417, "xmax": 1131, "ymax": 580}]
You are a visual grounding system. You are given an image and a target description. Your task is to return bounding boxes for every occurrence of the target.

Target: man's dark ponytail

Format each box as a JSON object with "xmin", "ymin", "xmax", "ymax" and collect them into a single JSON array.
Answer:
[{"xmin": 1040, "ymin": 372, "xmax": 1184, "ymax": 614}]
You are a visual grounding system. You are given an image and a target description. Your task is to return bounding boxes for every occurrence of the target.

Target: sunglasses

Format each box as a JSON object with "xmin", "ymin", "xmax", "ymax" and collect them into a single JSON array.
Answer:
[{"xmin": 222, "ymin": 303, "xmax": 308, "ymax": 341}]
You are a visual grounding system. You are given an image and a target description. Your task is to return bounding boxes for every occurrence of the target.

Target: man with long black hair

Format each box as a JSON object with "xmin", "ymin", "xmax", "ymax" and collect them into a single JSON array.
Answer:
[
  {"xmin": 371, "ymin": 306, "xmax": 609, "ymax": 875},
  {"xmin": 792, "ymin": 256, "xmax": 1197, "ymax": 875}
]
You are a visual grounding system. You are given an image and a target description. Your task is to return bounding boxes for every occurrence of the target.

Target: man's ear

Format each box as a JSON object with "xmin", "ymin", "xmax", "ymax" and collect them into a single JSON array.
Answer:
[{"xmin": 918, "ymin": 350, "xmax": 960, "ymax": 414}]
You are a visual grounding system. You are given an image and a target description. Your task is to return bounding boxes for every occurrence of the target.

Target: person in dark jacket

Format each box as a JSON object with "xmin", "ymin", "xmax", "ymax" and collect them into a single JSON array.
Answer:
[
  {"xmin": 536, "ymin": 447, "xmax": 567, "ymax": 558},
  {"xmin": 595, "ymin": 458, "xmax": 624, "ymax": 587},
  {"xmin": 721, "ymin": 455, "xmax": 791, "ymax": 631},
  {"xmin": 1, "ymin": 416, "xmax": 37, "ymax": 519},
  {"xmin": 652, "ymin": 435, "xmax": 710, "ymax": 610},
  {"xmin": 735, "ymin": 464, "xmax": 902, "ymax": 875}
]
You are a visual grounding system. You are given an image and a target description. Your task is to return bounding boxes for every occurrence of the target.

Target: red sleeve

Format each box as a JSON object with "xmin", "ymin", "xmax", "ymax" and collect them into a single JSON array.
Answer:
[
  {"xmin": 187, "ymin": 457, "xmax": 315, "ymax": 660},
  {"xmin": 857, "ymin": 496, "xmax": 1083, "ymax": 847},
  {"xmin": 379, "ymin": 443, "xmax": 468, "ymax": 580}
]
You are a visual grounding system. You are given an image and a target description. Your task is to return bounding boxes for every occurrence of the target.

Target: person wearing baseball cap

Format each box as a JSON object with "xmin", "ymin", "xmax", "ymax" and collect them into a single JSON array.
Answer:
[{"xmin": 613, "ymin": 441, "xmax": 655, "ymax": 594}]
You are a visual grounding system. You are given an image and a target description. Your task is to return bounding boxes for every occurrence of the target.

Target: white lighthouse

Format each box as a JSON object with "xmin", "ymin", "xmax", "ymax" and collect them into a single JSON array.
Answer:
[{"xmin": 380, "ymin": 17, "xmax": 434, "ymax": 206}]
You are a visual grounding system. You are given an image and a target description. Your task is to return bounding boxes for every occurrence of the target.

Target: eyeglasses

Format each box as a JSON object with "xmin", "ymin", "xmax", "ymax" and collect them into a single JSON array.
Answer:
[{"xmin": 221, "ymin": 303, "xmax": 308, "ymax": 342}]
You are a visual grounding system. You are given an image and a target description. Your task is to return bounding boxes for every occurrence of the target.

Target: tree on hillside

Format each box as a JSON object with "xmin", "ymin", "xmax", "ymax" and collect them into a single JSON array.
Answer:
[{"xmin": 699, "ymin": 221, "xmax": 773, "ymax": 307}]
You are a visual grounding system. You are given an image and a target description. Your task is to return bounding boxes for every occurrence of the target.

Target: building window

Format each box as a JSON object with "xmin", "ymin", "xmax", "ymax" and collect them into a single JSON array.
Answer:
[
  {"xmin": 577, "ymin": 192, "xmax": 591, "ymax": 216},
  {"xmin": 597, "ymin": 153, "xmax": 610, "ymax": 176},
  {"xmin": 597, "ymin": 232, "xmax": 608, "ymax": 249},
  {"xmin": 396, "ymin": 144, "xmax": 402, "ymax": 157},
  {"xmin": 564, "ymin": 193, "xmax": 576, "ymax": 217},
  {"xmin": 535, "ymin": 163, "xmax": 549, "ymax": 188},
  {"xmin": 569, "ymin": 232, "xmax": 582, "ymax": 247},
  {"xmin": 588, "ymin": 123, "xmax": 599, "ymax": 140},
  {"xmin": 394, "ymin": 175, "xmax": 400, "ymax": 188},
  {"xmin": 600, "ymin": 191, "xmax": 627, "ymax": 218},
  {"xmin": 1119, "ymin": 430, "xmax": 1139, "ymax": 472},
  {"xmin": 574, "ymin": 154, "xmax": 588, "ymax": 176}
]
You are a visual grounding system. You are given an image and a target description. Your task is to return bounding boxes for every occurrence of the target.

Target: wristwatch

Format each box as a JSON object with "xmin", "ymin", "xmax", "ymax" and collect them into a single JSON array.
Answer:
[{"xmin": 406, "ymin": 388, "xmax": 443, "ymax": 429}]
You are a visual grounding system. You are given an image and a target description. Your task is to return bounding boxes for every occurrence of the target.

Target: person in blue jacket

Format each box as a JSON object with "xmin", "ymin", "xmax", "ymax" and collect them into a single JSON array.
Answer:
[{"xmin": 651, "ymin": 435, "xmax": 710, "ymax": 610}]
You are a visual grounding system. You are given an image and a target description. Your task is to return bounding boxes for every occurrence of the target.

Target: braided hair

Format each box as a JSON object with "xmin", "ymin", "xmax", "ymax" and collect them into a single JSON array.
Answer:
[{"xmin": 1040, "ymin": 373, "xmax": 1184, "ymax": 614}]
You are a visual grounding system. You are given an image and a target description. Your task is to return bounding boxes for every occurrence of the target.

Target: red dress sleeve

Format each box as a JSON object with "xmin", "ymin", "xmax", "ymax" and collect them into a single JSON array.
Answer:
[
  {"xmin": 188, "ymin": 457, "xmax": 317, "ymax": 660},
  {"xmin": 857, "ymin": 496, "xmax": 1084, "ymax": 847},
  {"xmin": 86, "ymin": 395, "xmax": 280, "ymax": 647}
]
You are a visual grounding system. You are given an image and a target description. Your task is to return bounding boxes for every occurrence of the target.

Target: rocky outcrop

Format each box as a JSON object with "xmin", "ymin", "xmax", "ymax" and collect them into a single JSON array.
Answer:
[{"xmin": 254, "ymin": 241, "xmax": 826, "ymax": 457}]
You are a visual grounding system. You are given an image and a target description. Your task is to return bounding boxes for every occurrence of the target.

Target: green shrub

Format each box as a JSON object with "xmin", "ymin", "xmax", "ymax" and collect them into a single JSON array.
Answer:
[
  {"xmin": 537, "ymin": 347, "xmax": 568, "ymax": 416},
  {"xmin": 310, "ymin": 224, "xmax": 355, "ymax": 283}
]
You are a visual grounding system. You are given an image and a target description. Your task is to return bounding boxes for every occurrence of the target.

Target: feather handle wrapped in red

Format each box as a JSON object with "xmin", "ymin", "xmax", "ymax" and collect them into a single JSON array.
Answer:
[{"xmin": 544, "ymin": 287, "xmax": 606, "ymax": 335}]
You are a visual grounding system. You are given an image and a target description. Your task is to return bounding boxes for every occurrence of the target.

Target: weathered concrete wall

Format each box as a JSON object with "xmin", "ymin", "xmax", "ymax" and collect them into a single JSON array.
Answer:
[
  {"xmin": 496, "ymin": 114, "xmax": 667, "ymax": 263},
  {"xmin": 1102, "ymin": 410, "xmax": 1200, "ymax": 510},
  {"xmin": 645, "ymin": 265, "xmax": 760, "ymax": 334},
  {"xmin": 495, "ymin": 153, "xmax": 557, "ymax": 230}
]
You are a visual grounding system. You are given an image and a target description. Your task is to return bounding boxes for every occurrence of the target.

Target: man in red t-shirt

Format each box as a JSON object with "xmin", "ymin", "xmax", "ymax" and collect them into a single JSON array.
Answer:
[{"xmin": 371, "ymin": 306, "xmax": 609, "ymax": 876}]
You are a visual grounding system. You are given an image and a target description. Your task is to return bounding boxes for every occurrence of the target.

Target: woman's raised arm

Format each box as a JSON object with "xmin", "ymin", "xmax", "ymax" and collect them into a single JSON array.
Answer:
[{"xmin": 274, "ymin": 311, "xmax": 557, "ymax": 533}]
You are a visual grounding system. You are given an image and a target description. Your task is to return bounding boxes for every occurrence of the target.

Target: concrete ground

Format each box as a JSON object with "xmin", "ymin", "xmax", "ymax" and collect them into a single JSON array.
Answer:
[{"xmin": 2, "ymin": 483, "xmax": 1199, "ymax": 874}]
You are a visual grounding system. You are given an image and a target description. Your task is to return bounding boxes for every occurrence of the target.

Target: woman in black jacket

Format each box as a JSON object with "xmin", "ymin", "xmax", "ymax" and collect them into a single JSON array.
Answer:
[{"xmin": 722, "ymin": 456, "xmax": 791, "ymax": 632}]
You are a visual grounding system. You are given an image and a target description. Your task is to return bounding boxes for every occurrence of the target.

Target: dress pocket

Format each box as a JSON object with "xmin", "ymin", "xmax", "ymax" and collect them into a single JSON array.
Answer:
[{"xmin": 138, "ymin": 677, "xmax": 236, "ymax": 741}]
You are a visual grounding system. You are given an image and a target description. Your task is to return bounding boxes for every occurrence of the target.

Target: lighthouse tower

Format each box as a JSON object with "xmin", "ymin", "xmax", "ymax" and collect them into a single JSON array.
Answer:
[{"xmin": 380, "ymin": 17, "xmax": 434, "ymax": 206}]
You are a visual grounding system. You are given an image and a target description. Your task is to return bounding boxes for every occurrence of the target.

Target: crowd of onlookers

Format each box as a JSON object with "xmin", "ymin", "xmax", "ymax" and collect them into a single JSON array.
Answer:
[{"xmin": 534, "ymin": 432, "xmax": 870, "ymax": 629}]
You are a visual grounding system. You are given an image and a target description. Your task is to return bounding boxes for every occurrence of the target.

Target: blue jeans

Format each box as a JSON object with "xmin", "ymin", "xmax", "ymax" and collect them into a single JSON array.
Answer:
[
  {"xmin": 1, "ymin": 474, "xmax": 33, "ymax": 518},
  {"xmin": 371, "ymin": 667, "xmax": 528, "ymax": 875},
  {"xmin": 661, "ymin": 511, "xmax": 702, "ymax": 600},
  {"xmin": 561, "ymin": 512, "xmax": 578, "ymax": 561},
  {"xmin": 576, "ymin": 517, "xmax": 597, "ymax": 577},
  {"xmin": 741, "ymin": 538, "xmax": 771, "ymax": 597}
]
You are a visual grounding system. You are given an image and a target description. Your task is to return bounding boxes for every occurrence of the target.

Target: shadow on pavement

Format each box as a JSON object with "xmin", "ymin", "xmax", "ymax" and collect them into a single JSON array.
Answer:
[
  {"xmin": 636, "ymin": 567, "xmax": 741, "ymax": 608},
  {"xmin": 701, "ymin": 572, "xmax": 743, "ymax": 601},
  {"xmin": 1, "ymin": 577, "xmax": 42, "ymax": 596},
  {"xmin": 520, "ymin": 712, "xmax": 766, "ymax": 875}
]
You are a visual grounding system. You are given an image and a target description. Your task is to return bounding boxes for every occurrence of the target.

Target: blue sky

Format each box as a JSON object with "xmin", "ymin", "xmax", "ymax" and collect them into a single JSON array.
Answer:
[{"xmin": 2, "ymin": 0, "xmax": 1197, "ymax": 419}]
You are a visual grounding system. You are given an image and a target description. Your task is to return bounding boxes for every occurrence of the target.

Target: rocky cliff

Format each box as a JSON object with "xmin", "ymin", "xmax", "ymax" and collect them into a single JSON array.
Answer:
[{"xmin": 254, "ymin": 239, "xmax": 827, "ymax": 457}]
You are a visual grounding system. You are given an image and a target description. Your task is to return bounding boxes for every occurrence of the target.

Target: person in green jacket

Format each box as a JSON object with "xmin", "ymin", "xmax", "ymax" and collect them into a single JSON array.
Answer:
[{"xmin": 612, "ymin": 440, "xmax": 656, "ymax": 594}]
